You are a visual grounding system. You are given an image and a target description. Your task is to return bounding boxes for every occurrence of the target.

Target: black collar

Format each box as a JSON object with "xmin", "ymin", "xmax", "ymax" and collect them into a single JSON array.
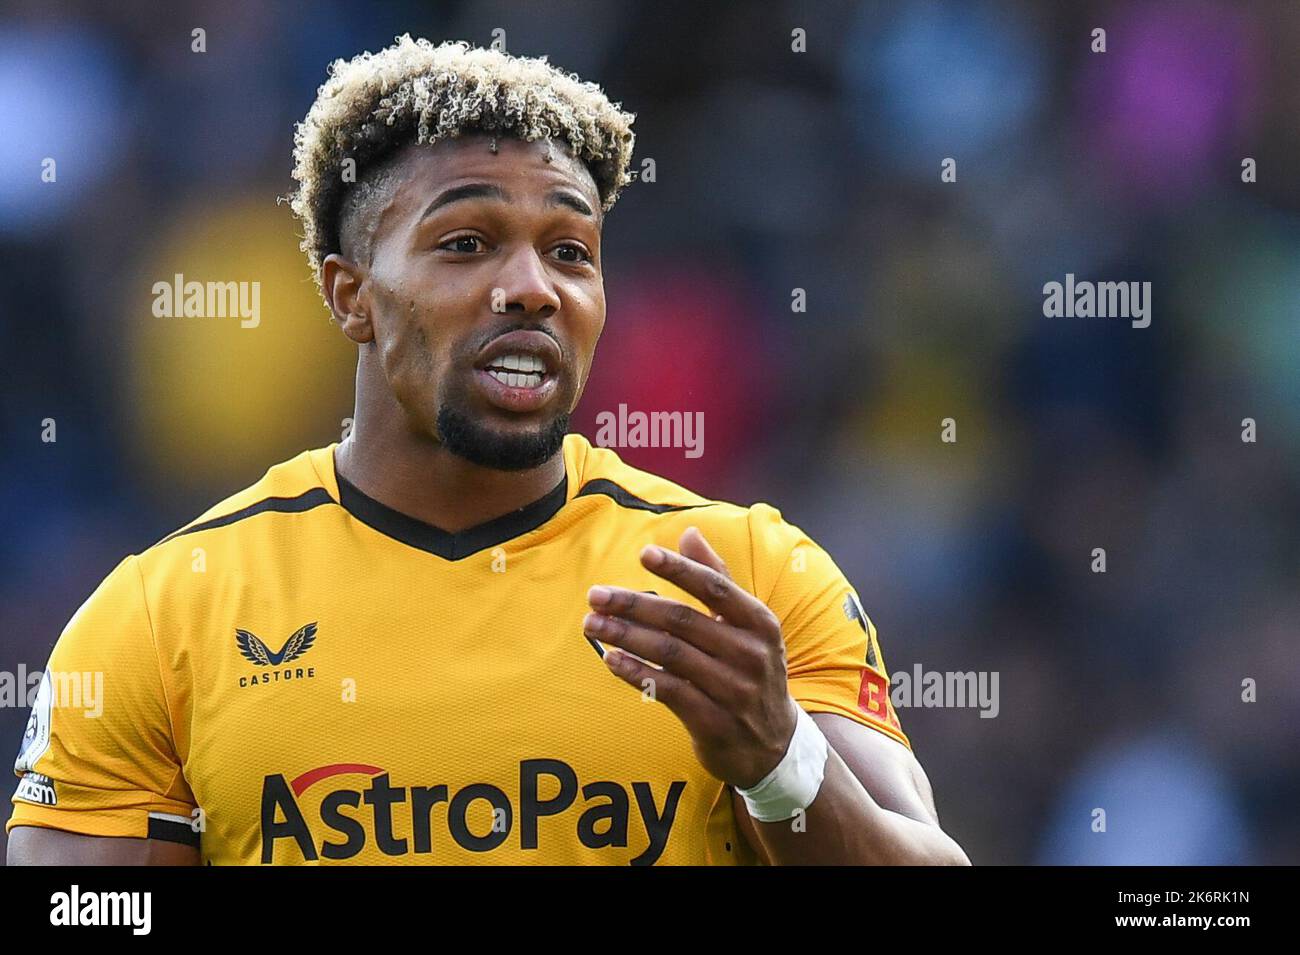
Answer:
[{"xmin": 335, "ymin": 471, "xmax": 568, "ymax": 561}]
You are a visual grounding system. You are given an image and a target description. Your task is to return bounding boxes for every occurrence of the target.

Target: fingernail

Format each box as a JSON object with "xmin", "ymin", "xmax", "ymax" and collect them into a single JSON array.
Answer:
[
  {"xmin": 588, "ymin": 585, "xmax": 612, "ymax": 605},
  {"xmin": 604, "ymin": 649, "xmax": 625, "ymax": 672},
  {"xmin": 583, "ymin": 612, "xmax": 605, "ymax": 634},
  {"xmin": 641, "ymin": 545, "xmax": 664, "ymax": 567}
]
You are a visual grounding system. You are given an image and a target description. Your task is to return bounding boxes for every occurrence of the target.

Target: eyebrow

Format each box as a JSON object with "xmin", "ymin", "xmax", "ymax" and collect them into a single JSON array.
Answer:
[
  {"xmin": 419, "ymin": 183, "xmax": 595, "ymax": 222},
  {"xmin": 420, "ymin": 183, "xmax": 505, "ymax": 220},
  {"xmin": 548, "ymin": 190, "xmax": 594, "ymax": 218}
]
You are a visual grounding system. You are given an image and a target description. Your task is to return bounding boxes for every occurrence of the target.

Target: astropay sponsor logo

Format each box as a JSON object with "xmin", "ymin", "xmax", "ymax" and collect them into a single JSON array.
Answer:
[
  {"xmin": 49, "ymin": 885, "xmax": 151, "ymax": 936},
  {"xmin": 261, "ymin": 760, "xmax": 686, "ymax": 866}
]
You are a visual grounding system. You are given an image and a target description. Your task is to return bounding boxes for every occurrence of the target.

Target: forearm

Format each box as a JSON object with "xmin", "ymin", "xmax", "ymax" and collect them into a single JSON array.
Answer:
[{"xmin": 748, "ymin": 748, "xmax": 971, "ymax": 866}]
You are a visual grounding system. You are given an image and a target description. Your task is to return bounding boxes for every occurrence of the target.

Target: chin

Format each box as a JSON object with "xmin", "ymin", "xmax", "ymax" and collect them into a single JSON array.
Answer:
[{"xmin": 437, "ymin": 405, "xmax": 570, "ymax": 471}]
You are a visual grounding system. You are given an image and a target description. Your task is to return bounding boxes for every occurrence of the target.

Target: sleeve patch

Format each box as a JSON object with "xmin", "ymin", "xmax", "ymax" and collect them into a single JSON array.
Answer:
[
  {"xmin": 841, "ymin": 590, "xmax": 878, "ymax": 667},
  {"xmin": 857, "ymin": 668, "xmax": 903, "ymax": 733},
  {"xmin": 15, "ymin": 669, "xmax": 53, "ymax": 774},
  {"xmin": 14, "ymin": 772, "xmax": 57, "ymax": 806}
]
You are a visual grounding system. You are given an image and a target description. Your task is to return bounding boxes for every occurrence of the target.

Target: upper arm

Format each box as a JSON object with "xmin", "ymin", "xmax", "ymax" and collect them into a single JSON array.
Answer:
[
  {"xmin": 734, "ymin": 506, "xmax": 938, "ymax": 858},
  {"xmin": 7, "ymin": 555, "xmax": 199, "ymax": 858},
  {"xmin": 6, "ymin": 825, "xmax": 200, "ymax": 865},
  {"xmin": 747, "ymin": 504, "xmax": 910, "ymax": 749},
  {"xmin": 811, "ymin": 712, "xmax": 939, "ymax": 825}
]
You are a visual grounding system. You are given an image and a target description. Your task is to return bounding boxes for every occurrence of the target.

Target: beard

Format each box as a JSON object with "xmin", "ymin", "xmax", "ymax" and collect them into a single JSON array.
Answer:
[
  {"xmin": 394, "ymin": 317, "xmax": 574, "ymax": 471},
  {"xmin": 435, "ymin": 393, "xmax": 571, "ymax": 472}
]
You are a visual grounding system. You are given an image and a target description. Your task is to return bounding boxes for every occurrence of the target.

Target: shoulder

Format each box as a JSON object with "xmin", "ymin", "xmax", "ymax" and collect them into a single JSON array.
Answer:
[
  {"xmin": 564, "ymin": 434, "xmax": 813, "ymax": 595},
  {"xmin": 565, "ymin": 432, "xmax": 788, "ymax": 528},
  {"xmin": 134, "ymin": 445, "xmax": 336, "ymax": 575}
]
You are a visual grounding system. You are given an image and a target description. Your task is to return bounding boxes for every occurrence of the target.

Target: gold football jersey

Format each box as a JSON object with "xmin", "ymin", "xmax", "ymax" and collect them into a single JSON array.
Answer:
[{"xmin": 8, "ymin": 434, "xmax": 908, "ymax": 864}]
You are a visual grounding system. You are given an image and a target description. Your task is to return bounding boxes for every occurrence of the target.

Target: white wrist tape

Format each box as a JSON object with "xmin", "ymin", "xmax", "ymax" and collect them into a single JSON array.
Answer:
[{"xmin": 736, "ymin": 705, "xmax": 829, "ymax": 822}]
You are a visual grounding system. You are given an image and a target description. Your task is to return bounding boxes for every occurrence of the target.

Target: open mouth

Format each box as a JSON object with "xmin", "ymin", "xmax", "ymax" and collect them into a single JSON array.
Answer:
[
  {"xmin": 482, "ymin": 353, "xmax": 548, "ymax": 390},
  {"xmin": 471, "ymin": 329, "xmax": 564, "ymax": 412}
]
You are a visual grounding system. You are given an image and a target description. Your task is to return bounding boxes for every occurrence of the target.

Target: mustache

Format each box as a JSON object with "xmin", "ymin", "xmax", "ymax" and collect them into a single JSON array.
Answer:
[{"xmin": 465, "ymin": 320, "xmax": 566, "ymax": 368}]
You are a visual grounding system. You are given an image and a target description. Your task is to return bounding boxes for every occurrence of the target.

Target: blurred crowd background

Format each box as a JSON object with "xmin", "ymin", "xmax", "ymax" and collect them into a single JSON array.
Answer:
[{"xmin": 2, "ymin": 0, "xmax": 1297, "ymax": 864}]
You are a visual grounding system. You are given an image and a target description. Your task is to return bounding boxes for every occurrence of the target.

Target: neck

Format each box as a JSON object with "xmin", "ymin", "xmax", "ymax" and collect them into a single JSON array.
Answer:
[{"xmin": 335, "ymin": 390, "xmax": 566, "ymax": 535}]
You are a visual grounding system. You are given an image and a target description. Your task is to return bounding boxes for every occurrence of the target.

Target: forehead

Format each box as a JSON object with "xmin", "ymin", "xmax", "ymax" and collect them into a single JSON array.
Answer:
[{"xmin": 384, "ymin": 134, "xmax": 600, "ymax": 218}]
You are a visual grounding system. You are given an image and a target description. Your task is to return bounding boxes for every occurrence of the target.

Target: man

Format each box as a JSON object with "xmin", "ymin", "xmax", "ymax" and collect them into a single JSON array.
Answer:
[{"xmin": 8, "ymin": 37, "xmax": 968, "ymax": 865}]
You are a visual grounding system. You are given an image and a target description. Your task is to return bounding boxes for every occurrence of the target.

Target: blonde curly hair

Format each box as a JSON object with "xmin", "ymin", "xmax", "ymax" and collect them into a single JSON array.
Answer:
[{"xmin": 289, "ymin": 35, "xmax": 636, "ymax": 291}]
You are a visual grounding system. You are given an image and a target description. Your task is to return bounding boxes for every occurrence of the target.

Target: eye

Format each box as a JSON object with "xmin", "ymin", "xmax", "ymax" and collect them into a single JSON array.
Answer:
[
  {"xmin": 439, "ymin": 235, "xmax": 487, "ymax": 254},
  {"xmin": 551, "ymin": 242, "xmax": 593, "ymax": 265}
]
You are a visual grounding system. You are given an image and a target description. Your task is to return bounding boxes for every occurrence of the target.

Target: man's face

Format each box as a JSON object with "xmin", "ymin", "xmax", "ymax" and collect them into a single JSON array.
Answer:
[{"xmin": 345, "ymin": 134, "xmax": 606, "ymax": 470}]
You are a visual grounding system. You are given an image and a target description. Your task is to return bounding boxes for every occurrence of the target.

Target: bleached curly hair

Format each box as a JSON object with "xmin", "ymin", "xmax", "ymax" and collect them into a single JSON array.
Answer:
[{"xmin": 289, "ymin": 35, "xmax": 636, "ymax": 291}]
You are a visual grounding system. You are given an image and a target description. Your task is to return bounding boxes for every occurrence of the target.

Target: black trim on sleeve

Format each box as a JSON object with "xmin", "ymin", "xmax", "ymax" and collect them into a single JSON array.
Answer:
[
  {"xmin": 574, "ymin": 479, "xmax": 715, "ymax": 514},
  {"xmin": 158, "ymin": 488, "xmax": 337, "ymax": 544},
  {"xmin": 147, "ymin": 814, "xmax": 201, "ymax": 848}
]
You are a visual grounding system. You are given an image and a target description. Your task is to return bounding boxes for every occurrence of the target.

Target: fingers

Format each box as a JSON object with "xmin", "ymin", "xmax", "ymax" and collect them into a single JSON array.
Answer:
[
  {"xmin": 600, "ymin": 645, "xmax": 720, "ymax": 730},
  {"xmin": 583, "ymin": 608, "xmax": 734, "ymax": 702},
  {"xmin": 587, "ymin": 586, "xmax": 729, "ymax": 656},
  {"xmin": 679, "ymin": 525, "xmax": 730, "ymax": 578},
  {"xmin": 678, "ymin": 527, "xmax": 730, "ymax": 622},
  {"xmin": 639, "ymin": 538, "xmax": 776, "ymax": 634}
]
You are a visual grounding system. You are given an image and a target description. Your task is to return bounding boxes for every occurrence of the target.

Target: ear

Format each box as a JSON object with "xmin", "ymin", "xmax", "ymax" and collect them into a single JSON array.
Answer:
[{"xmin": 322, "ymin": 253, "xmax": 374, "ymax": 344}]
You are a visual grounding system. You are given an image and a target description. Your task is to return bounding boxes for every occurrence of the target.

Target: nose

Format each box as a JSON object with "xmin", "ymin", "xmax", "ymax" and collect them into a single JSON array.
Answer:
[{"xmin": 496, "ymin": 244, "xmax": 561, "ymax": 317}]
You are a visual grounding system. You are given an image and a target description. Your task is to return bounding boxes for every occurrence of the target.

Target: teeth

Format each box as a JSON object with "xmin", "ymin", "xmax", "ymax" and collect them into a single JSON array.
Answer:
[
  {"xmin": 487, "ymin": 369, "xmax": 543, "ymax": 388},
  {"xmin": 488, "ymin": 353, "xmax": 546, "ymax": 374}
]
